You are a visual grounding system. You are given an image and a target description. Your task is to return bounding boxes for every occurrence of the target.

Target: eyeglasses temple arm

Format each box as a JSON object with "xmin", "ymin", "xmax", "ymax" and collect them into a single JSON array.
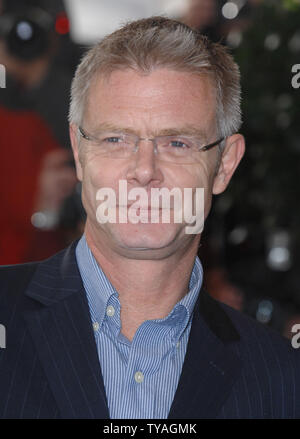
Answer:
[
  {"xmin": 78, "ymin": 126, "xmax": 91, "ymax": 141},
  {"xmin": 201, "ymin": 137, "xmax": 225, "ymax": 151}
]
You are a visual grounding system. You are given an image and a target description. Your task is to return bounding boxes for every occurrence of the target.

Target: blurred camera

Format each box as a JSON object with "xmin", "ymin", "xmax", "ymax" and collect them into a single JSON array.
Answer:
[{"xmin": 0, "ymin": 7, "xmax": 53, "ymax": 61}]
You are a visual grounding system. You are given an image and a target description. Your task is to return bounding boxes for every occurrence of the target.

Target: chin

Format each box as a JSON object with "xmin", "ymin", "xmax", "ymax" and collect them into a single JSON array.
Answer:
[{"xmin": 105, "ymin": 221, "xmax": 184, "ymax": 251}]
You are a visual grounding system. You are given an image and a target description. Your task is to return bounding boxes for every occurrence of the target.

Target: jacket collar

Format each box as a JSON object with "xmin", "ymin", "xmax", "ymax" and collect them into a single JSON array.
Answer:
[
  {"xmin": 23, "ymin": 240, "xmax": 109, "ymax": 418},
  {"xmin": 168, "ymin": 290, "xmax": 242, "ymax": 419},
  {"xmin": 25, "ymin": 240, "xmax": 82, "ymax": 306}
]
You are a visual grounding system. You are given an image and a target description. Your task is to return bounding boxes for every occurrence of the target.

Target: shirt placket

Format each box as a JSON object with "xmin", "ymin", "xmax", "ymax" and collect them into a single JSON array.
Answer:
[{"xmin": 118, "ymin": 320, "xmax": 176, "ymax": 419}]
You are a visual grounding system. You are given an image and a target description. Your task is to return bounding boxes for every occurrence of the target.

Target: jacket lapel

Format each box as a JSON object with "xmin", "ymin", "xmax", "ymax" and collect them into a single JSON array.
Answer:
[
  {"xmin": 23, "ymin": 241, "xmax": 109, "ymax": 419},
  {"xmin": 22, "ymin": 240, "xmax": 243, "ymax": 419},
  {"xmin": 168, "ymin": 291, "xmax": 243, "ymax": 419}
]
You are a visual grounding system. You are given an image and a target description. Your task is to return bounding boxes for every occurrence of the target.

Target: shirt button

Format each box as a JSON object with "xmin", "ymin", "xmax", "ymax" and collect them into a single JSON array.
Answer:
[
  {"xmin": 106, "ymin": 305, "xmax": 115, "ymax": 317},
  {"xmin": 134, "ymin": 371, "xmax": 144, "ymax": 383},
  {"xmin": 93, "ymin": 322, "xmax": 99, "ymax": 332},
  {"xmin": 176, "ymin": 341, "xmax": 180, "ymax": 348}
]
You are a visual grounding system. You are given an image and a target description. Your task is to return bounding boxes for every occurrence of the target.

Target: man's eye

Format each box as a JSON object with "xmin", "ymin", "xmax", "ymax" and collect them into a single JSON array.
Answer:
[
  {"xmin": 169, "ymin": 139, "xmax": 190, "ymax": 148},
  {"xmin": 103, "ymin": 137, "xmax": 122, "ymax": 143}
]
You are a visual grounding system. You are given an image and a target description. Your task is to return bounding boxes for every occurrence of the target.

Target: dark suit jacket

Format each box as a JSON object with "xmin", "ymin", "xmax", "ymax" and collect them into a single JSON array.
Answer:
[{"xmin": 1, "ymin": 241, "xmax": 300, "ymax": 419}]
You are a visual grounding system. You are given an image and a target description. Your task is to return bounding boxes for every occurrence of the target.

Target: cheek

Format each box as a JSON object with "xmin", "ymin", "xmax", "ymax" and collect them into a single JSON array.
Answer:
[
  {"xmin": 79, "ymin": 156, "xmax": 107, "ymax": 217},
  {"xmin": 82, "ymin": 155, "xmax": 116, "ymax": 190},
  {"xmin": 83, "ymin": 162, "xmax": 102, "ymax": 191},
  {"xmin": 178, "ymin": 163, "xmax": 215, "ymax": 219},
  {"xmin": 180, "ymin": 160, "xmax": 214, "ymax": 190},
  {"xmin": 81, "ymin": 156, "xmax": 129, "ymax": 206}
]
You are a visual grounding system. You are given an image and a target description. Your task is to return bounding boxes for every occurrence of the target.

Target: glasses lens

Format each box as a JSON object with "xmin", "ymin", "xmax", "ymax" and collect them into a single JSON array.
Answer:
[
  {"xmin": 88, "ymin": 134, "xmax": 134, "ymax": 158},
  {"xmin": 156, "ymin": 136, "xmax": 199, "ymax": 164},
  {"xmin": 86, "ymin": 131, "xmax": 203, "ymax": 163}
]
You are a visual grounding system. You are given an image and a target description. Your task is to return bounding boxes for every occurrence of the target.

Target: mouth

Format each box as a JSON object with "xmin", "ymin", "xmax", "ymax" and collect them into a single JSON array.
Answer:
[{"xmin": 118, "ymin": 205, "xmax": 172, "ymax": 211}]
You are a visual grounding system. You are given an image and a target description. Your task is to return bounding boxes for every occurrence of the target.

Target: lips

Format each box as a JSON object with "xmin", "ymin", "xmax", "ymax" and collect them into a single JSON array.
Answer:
[{"xmin": 118, "ymin": 205, "xmax": 169, "ymax": 210}]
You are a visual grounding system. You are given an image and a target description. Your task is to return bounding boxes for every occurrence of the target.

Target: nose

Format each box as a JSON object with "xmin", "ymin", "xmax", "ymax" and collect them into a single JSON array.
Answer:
[{"xmin": 126, "ymin": 138, "xmax": 162, "ymax": 187}]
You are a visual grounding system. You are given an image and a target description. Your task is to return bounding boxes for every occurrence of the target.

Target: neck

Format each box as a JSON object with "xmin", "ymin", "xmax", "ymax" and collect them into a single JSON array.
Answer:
[{"xmin": 84, "ymin": 221, "xmax": 200, "ymax": 340}]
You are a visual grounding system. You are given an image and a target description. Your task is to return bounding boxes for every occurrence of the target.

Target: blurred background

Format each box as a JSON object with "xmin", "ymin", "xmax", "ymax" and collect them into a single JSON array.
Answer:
[{"xmin": 0, "ymin": 0, "xmax": 300, "ymax": 339}]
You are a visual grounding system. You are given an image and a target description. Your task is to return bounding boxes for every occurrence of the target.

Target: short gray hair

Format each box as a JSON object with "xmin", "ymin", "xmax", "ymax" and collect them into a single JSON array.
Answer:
[{"xmin": 69, "ymin": 16, "xmax": 242, "ymax": 139}]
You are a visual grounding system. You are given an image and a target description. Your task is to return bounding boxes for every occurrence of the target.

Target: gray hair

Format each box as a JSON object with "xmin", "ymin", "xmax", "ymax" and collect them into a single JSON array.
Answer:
[{"xmin": 69, "ymin": 16, "xmax": 242, "ymax": 140}]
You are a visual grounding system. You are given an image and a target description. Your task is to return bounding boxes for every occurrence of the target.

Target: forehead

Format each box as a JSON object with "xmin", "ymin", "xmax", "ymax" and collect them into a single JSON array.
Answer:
[{"xmin": 85, "ymin": 68, "xmax": 217, "ymax": 134}]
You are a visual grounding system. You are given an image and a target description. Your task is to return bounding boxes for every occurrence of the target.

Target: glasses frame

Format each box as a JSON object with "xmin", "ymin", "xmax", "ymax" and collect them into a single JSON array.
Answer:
[{"xmin": 78, "ymin": 126, "xmax": 225, "ymax": 155}]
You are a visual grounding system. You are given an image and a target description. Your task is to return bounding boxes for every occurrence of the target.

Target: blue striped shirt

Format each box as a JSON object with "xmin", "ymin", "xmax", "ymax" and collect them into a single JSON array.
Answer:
[{"xmin": 75, "ymin": 235, "xmax": 203, "ymax": 419}]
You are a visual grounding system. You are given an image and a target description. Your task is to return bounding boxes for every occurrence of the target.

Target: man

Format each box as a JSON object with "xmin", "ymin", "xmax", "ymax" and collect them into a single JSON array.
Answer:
[{"xmin": 0, "ymin": 16, "xmax": 299, "ymax": 419}]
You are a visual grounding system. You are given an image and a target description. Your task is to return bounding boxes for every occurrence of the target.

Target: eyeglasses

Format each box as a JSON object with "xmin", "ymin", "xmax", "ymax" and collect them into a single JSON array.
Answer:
[{"xmin": 78, "ymin": 126, "xmax": 224, "ymax": 164}]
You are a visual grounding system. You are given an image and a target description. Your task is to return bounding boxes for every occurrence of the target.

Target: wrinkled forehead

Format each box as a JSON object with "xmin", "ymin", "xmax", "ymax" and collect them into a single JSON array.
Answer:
[{"xmin": 84, "ymin": 67, "xmax": 218, "ymax": 131}]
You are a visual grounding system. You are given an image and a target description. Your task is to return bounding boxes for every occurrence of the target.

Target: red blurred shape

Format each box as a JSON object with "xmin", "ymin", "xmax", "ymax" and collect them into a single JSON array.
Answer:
[{"xmin": 55, "ymin": 13, "xmax": 70, "ymax": 35}]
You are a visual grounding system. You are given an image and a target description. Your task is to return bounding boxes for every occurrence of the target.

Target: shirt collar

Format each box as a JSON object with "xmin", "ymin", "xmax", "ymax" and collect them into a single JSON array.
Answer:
[
  {"xmin": 76, "ymin": 234, "xmax": 203, "ymax": 340},
  {"xmin": 76, "ymin": 234, "xmax": 118, "ymax": 330}
]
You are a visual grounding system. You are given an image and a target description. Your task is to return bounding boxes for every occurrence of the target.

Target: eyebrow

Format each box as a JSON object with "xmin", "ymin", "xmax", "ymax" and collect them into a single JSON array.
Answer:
[{"xmin": 90, "ymin": 123, "xmax": 208, "ymax": 140}]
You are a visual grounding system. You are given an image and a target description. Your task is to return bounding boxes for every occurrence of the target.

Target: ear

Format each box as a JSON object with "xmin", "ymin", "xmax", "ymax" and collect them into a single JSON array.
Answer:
[
  {"xmin": 69, "ymin": 124, "xmax": 83, "ymax": 182},
  {"xmin": 212, "ymin": 134, "xmax": 245, "ymax": 195}
]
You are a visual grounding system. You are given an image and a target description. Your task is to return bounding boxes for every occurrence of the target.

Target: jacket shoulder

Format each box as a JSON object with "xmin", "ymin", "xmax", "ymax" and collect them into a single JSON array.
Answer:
[
  {"xmin": 0, "ymin": 242, "xmax": 79, "ymax": 312},
  {"xmin": 219, "ymin": 300, "xmax": 298, "ymax": 358},
  {"xmin": 0, "ymin": 262, "xmax": 39, "ymax": 290},
  {"xmin": 0, "ymin": 262, "xmax": 39, "ymax": 309},
  {"xmin": 0, "ymin": 242, "xmax": 76, "ymax": 292}
]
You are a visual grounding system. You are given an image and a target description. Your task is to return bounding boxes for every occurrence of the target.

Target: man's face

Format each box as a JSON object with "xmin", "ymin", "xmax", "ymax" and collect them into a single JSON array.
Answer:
[{"xmin": 70, "ymin": 68, "xmax": 244, "ymax": 260}]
